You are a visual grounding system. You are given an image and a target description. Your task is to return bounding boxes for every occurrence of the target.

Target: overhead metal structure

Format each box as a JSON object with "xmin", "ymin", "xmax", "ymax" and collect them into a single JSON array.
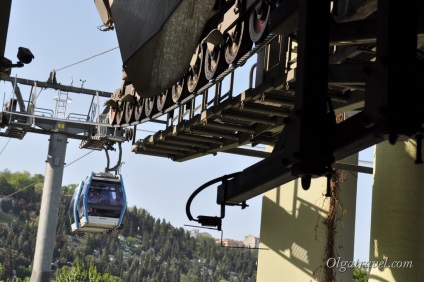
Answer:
[
  {"xmin": 115, "ymin": 0, "xmax": 424, "ymax": 207},
  {"xmin": 1, "ymin": 0, "xmax": 422, "ymax": 224},
  {"xmin": 216, "ymin": 0, "xmax": 424, "ymax": 205},
  {"xmin": 1, "ymin": 0, "xmax": 424, "ymax": 277},
  {"xmin": 0, "ymin": 76, "xmax": 132, "ymax": 147}
]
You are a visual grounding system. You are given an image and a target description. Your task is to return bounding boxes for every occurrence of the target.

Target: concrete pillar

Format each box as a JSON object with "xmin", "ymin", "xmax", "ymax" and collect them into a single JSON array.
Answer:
[
  {"xmin": 369, "ymin": 140, "xmax": 423, "ymax": 281},
  {"xmin": 257, "ymin": 154, "xmax": 358, "ymax": 281},
  {"xmin": 31, "ymin": 133, "xmax": 68, "ymax": 282}
]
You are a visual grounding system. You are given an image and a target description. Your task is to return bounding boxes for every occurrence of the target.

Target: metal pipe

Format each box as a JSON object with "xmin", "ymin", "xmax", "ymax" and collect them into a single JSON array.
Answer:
[
  {"xmin": 205, "ymin": 121, "xmax": 255, "ymax": 134},
  {"xmin": 141, "ymin": 146, "xmax": 185, "ymax": 156},
  {"xmin": 190, "ymin": 128, "xmax": 239, "ymax": 140},
  {"xmin": 241, "ymin": 104, "xmax": 290, "ymax": 117},
  {"xmin": 249, "ymin": 63, "xmax": 257, "ymax": 89},
  {"xmin": 222, "ymin": 112, "xmax": 277, "ymax": 126},
  {"xmin": 228, "ymin": 71, "xmax": 234, "ymax": 99},
  {"xmin": 153, "ymin": 142, "xmax": 197, "ymax": 152},
  {"xmin": 165, "ymin": 137, "xmax": 210, "ymax": 149},
  {"xmin": 177, "ymin": 133, "xmax": 223, "ymax": 144}
]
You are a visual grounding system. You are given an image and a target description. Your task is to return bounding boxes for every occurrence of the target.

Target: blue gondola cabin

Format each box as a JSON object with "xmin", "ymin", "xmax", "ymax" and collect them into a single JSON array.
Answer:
[{"xmin": 69, "ymin": 172, "xmax": 126, "ymax": 233}]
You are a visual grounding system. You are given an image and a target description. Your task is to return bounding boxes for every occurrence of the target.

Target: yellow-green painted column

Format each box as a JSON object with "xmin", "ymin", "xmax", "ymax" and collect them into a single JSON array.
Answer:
[
  {"xmin": 369, "ymin": 140, "xmax": 424, "ymax": 281},
  {"xmin": 257, "ymin": 154, "xmax": 358, "ymax": 281}
]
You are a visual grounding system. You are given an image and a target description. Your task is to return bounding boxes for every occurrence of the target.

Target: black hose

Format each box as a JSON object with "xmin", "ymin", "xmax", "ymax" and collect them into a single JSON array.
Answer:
[{"xmin": 185, "ymin": 172, "xmax": 241, "ymax": 222}]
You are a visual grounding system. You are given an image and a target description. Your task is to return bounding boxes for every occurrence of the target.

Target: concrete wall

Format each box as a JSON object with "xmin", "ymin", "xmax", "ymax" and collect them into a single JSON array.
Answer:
[
  {"xmin": 257, "ymin": 155, "xmax": 358, "ymax": 281},
  {"xmin": 369, "ymin": 140, "xmax": 424, "ymax": 281}
]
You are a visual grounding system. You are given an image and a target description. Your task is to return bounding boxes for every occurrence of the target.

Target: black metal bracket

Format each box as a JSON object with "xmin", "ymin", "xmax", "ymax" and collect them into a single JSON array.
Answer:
[{"xmin": 185, "ymin": 172, "xmax": 246, "ymax": 231}]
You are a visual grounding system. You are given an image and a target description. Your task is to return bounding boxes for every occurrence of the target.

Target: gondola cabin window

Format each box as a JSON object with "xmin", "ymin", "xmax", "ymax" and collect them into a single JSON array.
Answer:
[{"xmin": 86, "ymin": 180, "xmax": 123, "ymax": 218}]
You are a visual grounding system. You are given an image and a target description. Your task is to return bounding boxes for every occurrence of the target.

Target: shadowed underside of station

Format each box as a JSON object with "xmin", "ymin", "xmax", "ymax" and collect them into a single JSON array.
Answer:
[
  {"xmin": 119, "ymin": 0, "xmax": 424, "ymax": 205},
  {"xmin": 2, "ymin": 0, "xmax": 424, "ymax": 205}
]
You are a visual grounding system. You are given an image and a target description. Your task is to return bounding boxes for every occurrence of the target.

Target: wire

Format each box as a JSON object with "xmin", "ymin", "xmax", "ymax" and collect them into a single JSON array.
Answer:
[
  {"xmin": 136, "ymin": 129, "xmax": 160, "ymax": 134},
  {"xmin": 359, "ymin": 160, "xmax": 373, "ymax": 165},
  {"xmin": 0, "ymin": 181, "xmax": 42, "ymax": 200},
  {"xmin": 64, "ymin": 150, "xmax": 94, "ymax": 168},
  {"xmin": 54, "ymin": 47, "xmax": 119, "ymax": 72},
  {"xmin": 36, "ymin": 88, "xmax": 44, "ymax": 99},
  {"xmin": 0, "ymin": 150, "xmax": 95, "ymax": 199},
  {"xmin": 0, "ymin": 138, "xmax": 11, "ymax": 156}
]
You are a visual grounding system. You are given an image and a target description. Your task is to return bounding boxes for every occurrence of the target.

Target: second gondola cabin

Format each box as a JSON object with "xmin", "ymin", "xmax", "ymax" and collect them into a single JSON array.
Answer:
[{"xmin": 69, "ymin": 172, "xmax": 126, "ymax": 233}]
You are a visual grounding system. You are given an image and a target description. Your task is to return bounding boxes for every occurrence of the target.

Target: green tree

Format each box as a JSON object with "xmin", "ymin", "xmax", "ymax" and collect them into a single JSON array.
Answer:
[
  {"xmin": 0, "ymin": 171, "xmax": 259, "ymax": 281},
  {"xmin": 57, "ymin": 260, "xmax": 122, "ymax": 282},
  {"xmin": 62, "ymin": 184, "xmax": 78, "ymax": 195},
  {"xmin": 1, "ymin": 199, "xmax": 13, "ymax": 212},
  {"xmin": 181, "ymin": 273, "xmax": 199, "ymax": 282},
  {"xmin": 1, "ymin": 245, "xmax": 13, "ymax": 281},
  {"xmin": 0, "ymin": 177, "xmax": 15, "ymax": 196},
  {"xmin": 353, "ymin": 267, "xmax": 368, "ymax": 282}
]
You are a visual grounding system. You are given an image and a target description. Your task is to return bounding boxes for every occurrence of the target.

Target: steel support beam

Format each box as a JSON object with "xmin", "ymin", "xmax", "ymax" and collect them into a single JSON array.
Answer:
[
  {"xmin": 222, "ymin": 112, "xmax": 277, "ymax": 126},
  {"xmin": 279, "ymin": 0, "xmax": 333, "ymax": 179},
  {"xmin": 240, "ymin": 103, "xmax": 290, "ymax": 117},
  {"xmin": 224, "ymin": 147, "xmax": 271, "ymax": 159},
  {"xmin": 218, "ymin": 112, "xmax": 384, "ymax": 205},
  {"xmin": 0, "ymin": 76, "xmax": 112, "ymax": 98},
  {"xmin": 270, "ymin": 0, "xmax": 424, "ymax": 46},
  {"xmin": 0, "ymin": 0, "xmax": 11, "ymax": 57},
  {"xmin": 30, "ymin": 133, "xmax": 68, "ymax": 282},
  {"xmin": 218, "ymin": 0, "xmax": 423, "ymax": 205},
  {"xmin": 176, "ymin": 133, "xmax": 223, "ymax": 145},
  {"xmin": 364, "ymin": 0, "xmax": 418, "ymax": 141}
]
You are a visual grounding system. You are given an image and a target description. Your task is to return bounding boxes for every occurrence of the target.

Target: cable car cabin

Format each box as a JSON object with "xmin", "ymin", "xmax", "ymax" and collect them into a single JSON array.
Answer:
[{"xmin": 69, "ymin": 172, "xmax": 126, "ymax": 234}]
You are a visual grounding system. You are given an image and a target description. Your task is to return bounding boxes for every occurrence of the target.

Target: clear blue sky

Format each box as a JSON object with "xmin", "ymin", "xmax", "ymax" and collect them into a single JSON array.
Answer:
[
  {"xmin": 1, "ymin": 0, "xmax": 373, "ymax": 261},
  {"xmin": 0, "ymin": 0, "xmax": 263, "ymax": 242}
]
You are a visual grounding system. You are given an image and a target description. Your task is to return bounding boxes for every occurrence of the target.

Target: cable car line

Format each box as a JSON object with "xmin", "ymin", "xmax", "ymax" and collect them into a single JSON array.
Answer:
[
  {"xmin": 0, "ymin": 180, "xmax": 42, "ymax": 200},
  {"xmin": 0, "ymin": 149, "xmax": 95, "ymax": 199},
  {"xmin": 64, "ymin": 150, "xmax": 94, "ymax": 168},
  {"xmin": 54, "ymin": 47, "xmax": 118, "ymax": 72},
  {"xmin": 0, "ymin": 138, "xmax": 11, "ymax": 156}
]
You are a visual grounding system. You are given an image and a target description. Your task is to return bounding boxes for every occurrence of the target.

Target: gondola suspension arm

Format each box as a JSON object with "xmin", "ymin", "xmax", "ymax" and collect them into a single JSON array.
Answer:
[{"xmin": 104, "ymin": 142, "xmax": 123, "ymax": 175}]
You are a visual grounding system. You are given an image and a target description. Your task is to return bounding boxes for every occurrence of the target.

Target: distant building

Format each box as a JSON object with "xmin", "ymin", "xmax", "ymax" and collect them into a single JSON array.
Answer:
[
  {"xmin": 215, "ymin": 238, "xmax": 243, "ymax": 247},
  {"xmin": 244, "ymin": 235, "xmax": 260, "ymax": 248}
]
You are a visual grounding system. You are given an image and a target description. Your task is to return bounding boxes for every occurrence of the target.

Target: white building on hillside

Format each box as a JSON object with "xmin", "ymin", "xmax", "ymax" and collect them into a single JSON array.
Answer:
[{"xmin": 244, "ymin": 235, "xmax": 260, "ymax": 248}]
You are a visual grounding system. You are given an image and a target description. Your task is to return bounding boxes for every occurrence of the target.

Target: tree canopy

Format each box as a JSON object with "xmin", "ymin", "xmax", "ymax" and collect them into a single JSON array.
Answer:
[{"xmin": 0, "ymin": 169, "xmax": 258, "ymax": 281}]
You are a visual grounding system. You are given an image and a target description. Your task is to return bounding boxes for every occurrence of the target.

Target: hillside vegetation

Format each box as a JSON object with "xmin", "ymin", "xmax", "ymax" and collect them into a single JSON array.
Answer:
[{"xmin": 0, "ymin": 169, "xmax": 258, "ymax": 281}]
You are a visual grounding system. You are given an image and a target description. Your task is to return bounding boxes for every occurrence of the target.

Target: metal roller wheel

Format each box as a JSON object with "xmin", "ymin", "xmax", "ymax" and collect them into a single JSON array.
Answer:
[
  {"xmin": 171, "ymin": 78, "xmax": 188, "ymax": 103},
  {"xmin": 156, "ymin": 89, "xmax": 173, "ymax": 112},
  {"xmin": 124, "ymin": 101, "xmax": 135, "ymax": 124},
  {"xmin": 204, "ymin": 44, "xmax": 228, "ymax": 80},
  {"xmin": 249, "ymin": 2, "xmax": 270, "ymax": 43},
  {"xmin": 144, "ymin": 97, "xmax": 158, "ymax": 117},
  {"xmin": 225, "ymin": 20, "xmax": 253, "ymax": 65},
  {"xmin": 115, "ymin": 102, "xmax": 125, "ymax": 125},
  {"xmin": 187, "ymin": 44, "xmax": 208, "ymax": 93},
  {"xmin": 134, "ymin": 93, "xmax": 145, "ymax": 121},
  {"xmin": 108, "ymin": 107, "xmax": 117, "ymax": 125}
]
